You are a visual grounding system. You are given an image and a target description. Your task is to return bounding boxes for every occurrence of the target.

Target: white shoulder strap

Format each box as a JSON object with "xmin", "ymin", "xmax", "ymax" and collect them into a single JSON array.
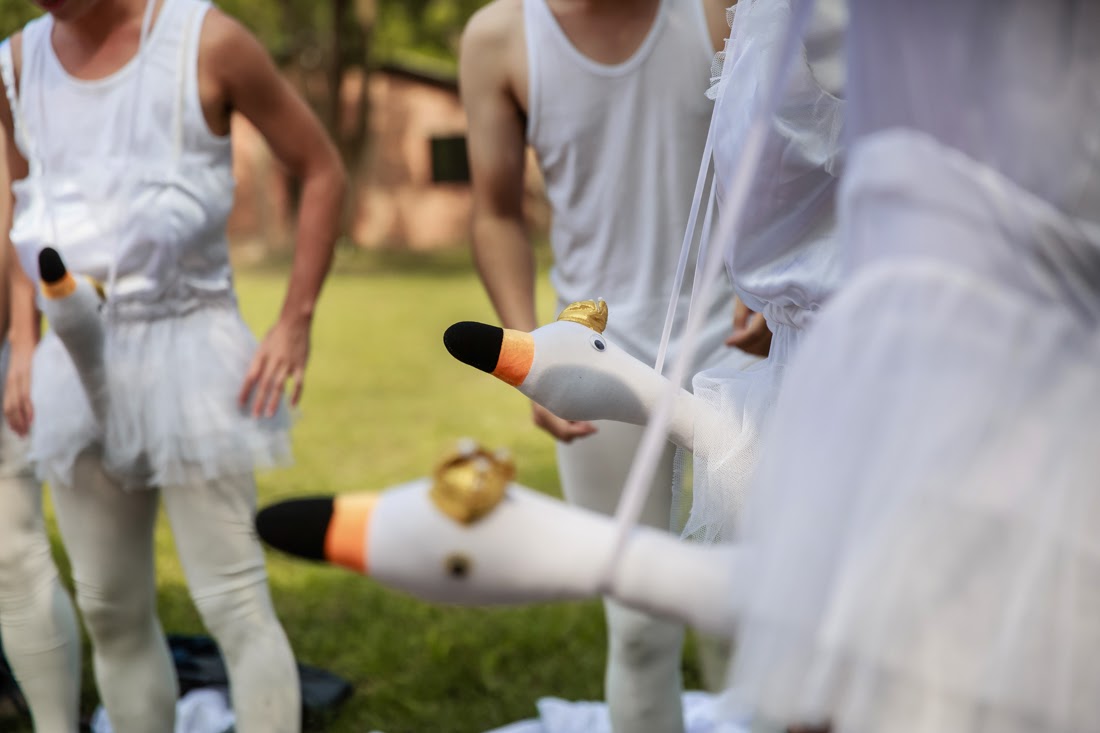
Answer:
[{"xmin": 173, "ymin": 0, "xmax": 207, "ymax": 160}]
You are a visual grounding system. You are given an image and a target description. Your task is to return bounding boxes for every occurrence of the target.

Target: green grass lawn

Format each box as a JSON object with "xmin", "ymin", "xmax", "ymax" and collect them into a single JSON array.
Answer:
[{"xmin": 2, "ymin": 248, "xmax": 703, "ymax": 733}]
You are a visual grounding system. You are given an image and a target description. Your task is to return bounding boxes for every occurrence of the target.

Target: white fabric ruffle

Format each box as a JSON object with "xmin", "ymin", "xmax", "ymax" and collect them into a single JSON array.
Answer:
[
  {"xmin": 725, "ymin": 131, "xmax": 1100, "ymax": 733},
  {"xmin": 689, "ymin": 319, "xmax": 809, "ymax": 544},
  {"xmin": 30, "ymin": 302, "xmax": 291, "ymax": 489},
  {"xmin": 486, "ymin": 691, "xmax": 749, "ymax": 733}
]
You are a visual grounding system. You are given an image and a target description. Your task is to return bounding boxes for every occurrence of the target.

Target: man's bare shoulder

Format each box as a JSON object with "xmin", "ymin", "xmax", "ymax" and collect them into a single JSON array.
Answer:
[
  {"xmin": 460, "ymin": 0, "xmax": 526, "ymax": 107},
  {"xmin": 462, "ymin": 0, "xmax": 523, "ymax": 61}
]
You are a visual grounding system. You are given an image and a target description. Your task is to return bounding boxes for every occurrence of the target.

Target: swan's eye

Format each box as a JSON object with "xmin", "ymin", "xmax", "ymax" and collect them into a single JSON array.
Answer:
[
  {"xmin": 590, "ymin": 335, "xmax": 606, "ymax": 352},
  {"xmin": 445, "ymin": 553, "xmax": 471, "ymax": 578}
]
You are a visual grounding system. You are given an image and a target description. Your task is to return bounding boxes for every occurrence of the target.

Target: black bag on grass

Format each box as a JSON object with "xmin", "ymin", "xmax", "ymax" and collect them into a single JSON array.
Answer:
[{"xmin": 168, "ymin": 634, "xmax": 352, "ymax": 724}]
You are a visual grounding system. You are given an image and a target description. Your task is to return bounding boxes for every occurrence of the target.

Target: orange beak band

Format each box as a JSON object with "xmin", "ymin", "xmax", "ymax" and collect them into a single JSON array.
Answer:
[
  {"xmin": 323, "ymin": 493, "xmax": 379, "ymax": 574},
  {"xmin": 493, "ymin": 329, "xmax": 534, "ymax": 387},
  {"xmin": 255, "ymin": 493, "xmax": 378, "ymax": 575},
  {"xmin": 40, "ymin": 273, "xmax": 77, "ymax": 300},
  {"xmin": 444, "ymin": 322, "xmax": 535, "ymax": 387}
]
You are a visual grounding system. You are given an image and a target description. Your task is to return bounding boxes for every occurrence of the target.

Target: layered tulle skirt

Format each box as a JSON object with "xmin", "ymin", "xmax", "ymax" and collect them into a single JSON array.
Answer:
[
  {"xmin": 691, "ymin": 316, "xmax": 810, "ymax": 544},
  {"xmin": 724, "ymin": 131, "xmax": 1100, "ymax": 733},
  {"xmin": 29, "ymin": 300, "xmax": 291, "ymax": 489}
]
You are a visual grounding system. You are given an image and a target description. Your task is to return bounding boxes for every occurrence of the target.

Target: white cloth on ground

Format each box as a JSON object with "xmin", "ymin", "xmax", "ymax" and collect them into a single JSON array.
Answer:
[
  {"xmin": 90, "ymin": 687, "xmax": 235, "ymax": 733},
  {"xmin": 485, "ymin": 690, "xmax": 751, "ymax": 733}
]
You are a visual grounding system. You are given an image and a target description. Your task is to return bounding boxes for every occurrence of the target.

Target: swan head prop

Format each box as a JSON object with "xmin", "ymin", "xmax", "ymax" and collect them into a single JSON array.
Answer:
[
  {"xmin": 38, "ymin": 247, "xmax": 106, "ymax": 301},
  {"xmin": 256, "ymin": 439, "xmax": 518, "ymax": 574},
  {"xmin": 254, "ymin": 439, "xmax": 736, "ymax": 629},
  {"xmin": 443, "ymin": 300, "xmax": 665, "ymax": 428}
]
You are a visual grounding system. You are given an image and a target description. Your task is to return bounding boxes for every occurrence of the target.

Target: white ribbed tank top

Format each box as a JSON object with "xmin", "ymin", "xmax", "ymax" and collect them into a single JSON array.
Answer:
[
  {"xmin": 523, "ymin": 0, "xmax": 736, "ymax": 366},
  {"xmin": 1, "ymin": 0, "xmax": 236, "ymax": 316}
]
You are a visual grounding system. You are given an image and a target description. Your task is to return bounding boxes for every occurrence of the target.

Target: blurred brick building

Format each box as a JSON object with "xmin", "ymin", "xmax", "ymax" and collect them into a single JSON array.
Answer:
[{"xmin": 229, "ymin": 63, "xmax": 549, "ymax": 252}]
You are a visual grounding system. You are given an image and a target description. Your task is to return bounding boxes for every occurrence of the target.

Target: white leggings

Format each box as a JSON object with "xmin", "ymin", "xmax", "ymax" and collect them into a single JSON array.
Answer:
[
  {"xmin": 0, "ymin": 427, "xmax": 81, "ymax": 733},
  {"xmin": 49, "ymin": 450, "xmax": 300, "ymax": 733},
  {"xmin": 557, "ymin": 420, "xmax": 686, "ymax": 733}
]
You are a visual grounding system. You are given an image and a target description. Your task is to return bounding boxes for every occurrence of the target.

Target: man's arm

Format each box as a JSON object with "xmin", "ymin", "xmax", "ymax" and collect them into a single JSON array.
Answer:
[
  {"xmin": 0, "ymin": 32, "xmax": 41, "ymax": 436},
  {"xmin": 460, "ymin": 3, "xmax": 538, "ymax": 333},
  {"xmin": 201, "ymin": 10, "xmax": 348, "ymax": 417},
  {"xmin": 459, "ymin": 5, "xmax": 596, "ymax": 442}
]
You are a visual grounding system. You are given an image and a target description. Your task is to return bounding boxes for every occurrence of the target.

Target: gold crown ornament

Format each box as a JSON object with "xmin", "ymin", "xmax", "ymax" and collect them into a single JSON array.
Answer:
[
  {"xmin": 556, "ymin": 299, "xmax": 609, "ymax": 333},
  {"xmin": 430, "ymin": 439, "xmax": 516, "ymax": 524}
]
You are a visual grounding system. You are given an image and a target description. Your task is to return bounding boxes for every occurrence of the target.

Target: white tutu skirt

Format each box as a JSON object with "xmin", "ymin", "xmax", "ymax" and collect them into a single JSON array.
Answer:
[
  {"xmin": 725, "ymin": 132, "xmax": 1100, "ymax": 733},
  {"xmin": 691, "ymin": 317, "xmax": 809, "ymax": 544},
  {"xmin": 29, "ymin": 302, "xmax": 292, "ymax": 489}
]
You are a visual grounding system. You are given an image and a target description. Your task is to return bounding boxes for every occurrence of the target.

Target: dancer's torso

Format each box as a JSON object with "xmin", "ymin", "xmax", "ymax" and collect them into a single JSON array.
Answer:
[
  {"xmin": 4, "ymin": 0, "xmax": 235, "ymax": 320},
  {"xmin": 523, "ymin": 0, "xmax": 735, "ymax": 365}
]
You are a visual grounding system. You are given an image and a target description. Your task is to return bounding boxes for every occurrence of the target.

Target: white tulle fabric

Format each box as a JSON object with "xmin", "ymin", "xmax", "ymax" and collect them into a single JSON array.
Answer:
[
  {"xmin": 689, "ymin": 328, "xmax": 788, "ymax": 543},
  {"xmin": 726, "ymin": 123, "xmax": 1100, "ymax": 732},
  {"xmin": 31, "ymin": 304, "xmax": 290, "ymax": 489},
  {"xmin": 687, "ymin": 0, "xmax": 844, "ymax": 543},
  {"xmin": 720, "ymin": 1, "xmax": 1100, "ymax": 728}
]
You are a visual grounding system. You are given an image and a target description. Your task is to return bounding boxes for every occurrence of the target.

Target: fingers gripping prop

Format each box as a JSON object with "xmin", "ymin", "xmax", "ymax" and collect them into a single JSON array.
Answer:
[
  {"xmin": 443, "ymin": 301, "xmax": 729, "ymax": 452},
  {"xmin": 38, "ymin": 247, "xmax": 109, "ymax": 426},
  {"xmin": 256, "ymin": 440, "xmax": 740, "ymax": 636}
]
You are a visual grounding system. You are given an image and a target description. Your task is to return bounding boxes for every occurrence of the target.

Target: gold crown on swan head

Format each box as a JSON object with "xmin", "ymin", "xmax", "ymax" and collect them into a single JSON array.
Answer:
[
  {"xmin": 430, "ymin": 439, "xmax": 516, "ymax": 524},
  {"xmin": 556, "ymin": 299, "xmax": 608, "ymax": 333}
]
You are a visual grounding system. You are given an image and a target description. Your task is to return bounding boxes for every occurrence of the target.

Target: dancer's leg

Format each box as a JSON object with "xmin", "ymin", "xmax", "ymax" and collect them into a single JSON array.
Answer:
[
  {"xmin": 557, "ymin": 420, "xmax": 685, "ymax": 733},
  {"xmin": 50, "ymin": 451, "xmax": 177, "ymax": 733},
  {"xmin": 162, "ymin": 473, "xmax": 300, "ymax": 733},
  {"xmin": 0, "ymin": 428, "xmax": 81, "ymax": 733}
]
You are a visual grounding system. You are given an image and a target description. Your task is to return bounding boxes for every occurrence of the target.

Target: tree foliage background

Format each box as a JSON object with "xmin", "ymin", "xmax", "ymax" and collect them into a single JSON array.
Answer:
[
  {"xmin": 0, "ymin": 0, "xmax": 485, "ymax": 68},
  {"xmin": 0, "ymin": 0, "xmax": 488, "ymax": 175}
]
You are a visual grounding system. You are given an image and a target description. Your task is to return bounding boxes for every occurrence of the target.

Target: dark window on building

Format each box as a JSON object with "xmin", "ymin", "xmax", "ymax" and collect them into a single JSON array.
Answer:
[{"xmin": 430, "ymin": 135, "xmax": 470, "ymax": 184}]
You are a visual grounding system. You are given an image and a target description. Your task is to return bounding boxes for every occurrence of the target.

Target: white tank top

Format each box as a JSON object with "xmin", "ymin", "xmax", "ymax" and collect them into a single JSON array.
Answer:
[
  {"xmin": 1, "ymin": 0, "xmax": 236, "ymax": 319},
  {"xmin": 524, "ymin": 0, "xmax": 736, "ymax": 365}
]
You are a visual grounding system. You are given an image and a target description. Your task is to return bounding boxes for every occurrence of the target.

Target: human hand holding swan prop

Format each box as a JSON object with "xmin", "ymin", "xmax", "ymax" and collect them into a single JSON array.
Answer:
[
  {"xmin": 442, "ymin": 300, "xmax": 728, "ymax": 452},
  {"xmin": 256, "ymin": 440, "xmax": 739, "ymax": 637}
]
